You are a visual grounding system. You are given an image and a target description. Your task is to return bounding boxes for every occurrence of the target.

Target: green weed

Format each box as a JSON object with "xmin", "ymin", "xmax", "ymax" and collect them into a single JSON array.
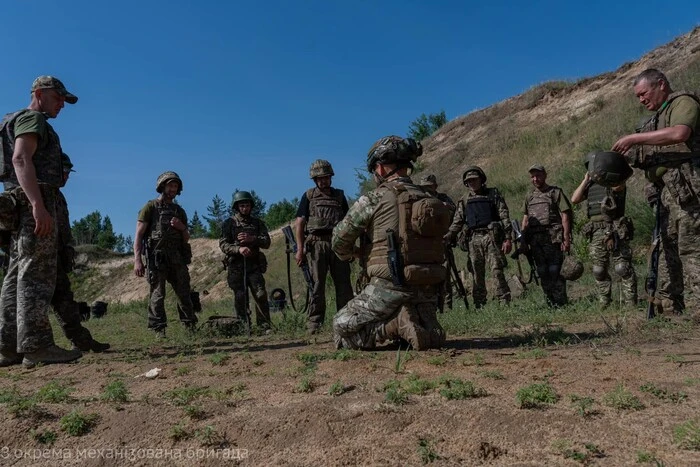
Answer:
[
  {"xmin": 426, "ymin": 355, "xmax": 448, "ymax": 366},
  {"xmin": 209, "ymin": 352, "xmax": 230, "ymax": 366},
  {"xmin": 35, "ymin": 381, "xmax": 74, "ymax": 403},
  {"xmin": 175, "ymin": 366, "xmax": 192, "ymax": 376},
  {"xmin": 635, "ymin": 450, "xmax": 661, "ymax": 464},
  {"xmin": 640, "ymin": 383, "xmax": 687, "ymax": 403},
  {"xmin": 394, "ymin": 347, "xmax": 411, "ymax": 373},
  {"xmin": 438, "ymin": 377, "xmax": 487, "ymax": 400},
  {"xmin": 296, "ymin": 376, "xmax": 315, "ymax": 393},
  {"xmin": 31, "ymin": 429, "xmax": 57, "ymax": 445},
  {"xmin": 195, "ymin": 425, "xmax": 223, "ymax": 447},
  {"xmin": 516, "ymin": 382, "xmax": 558, "ymax": 409},
  {"xmin": 417, "ymin": 438, "xmax": 440, "ymax": 464},
  {"xmin": 673, "ymin": 420, "xmax": 700, "ymax": 450},
  {"xmin": 404, "ymin": 374, "xmax": 437, "ymax": 396},
  {"xmin": 516, "ymin": 347, "xmax": 549, "ymax": 359},
  {"xmin": 569, "ymin": 394, "xmax": 596, "ymax": 417},
  {"xmin": 101, "ymin": 380, "xmax": 129, "ymax": 403},
  {"xmin": 602, "ymin": 384, "xmax": 644, "ymax": 411},
  {"xmin": 169, "ymin": 423, "xmax": 191, "ymax": 442},
  {"xmin": 328, "ymin": 380, "xmax": 346, "ymax": 397},
  {"xmin": 163, "ymin": 386, "xmax": 210, "ymax": 406},
  {"xmin": 664, "ymin": 354, "xmax": 685, "ymax": 364},
  {"xmin": 480, "ymin": 370, "xmax": 505, "ymax": 380},
  {"xmin": 384, "ymin": 380, "xmax": 408, "ymax": 405},
  {"xmin": 183, "ymin": 405, "xmax": 206, "ymax": 420},
  {"xmin": 60, "ymin": 410, "xmax": 99, "ymax": 436}
]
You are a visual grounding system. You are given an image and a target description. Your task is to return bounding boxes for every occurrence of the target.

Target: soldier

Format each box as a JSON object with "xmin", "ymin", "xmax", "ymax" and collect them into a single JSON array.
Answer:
[
  {"xmin": 332, "ymin": 136, "xmax": 451, "ymax": 350},
  {"xmin": 571, "ymin": 157, "xmax": 637, "ymax": 308},
  {"xmin": 445, "ymin": 166, "xmax": 512, "ymax": 307},
  {"xmin": 220, "ymin": 191, "xmax": 272, "ymax": 330},
  {"xmin": 52, "ymin": 153, "xmax": 110, "ymax": 351},
  {"xmin": 521, "ymin": 164, "xmax": 573, "ymax": 307},
  {"xmin": 134, "ymin": 171, "xmax": 197, "ymax": 338},
  {"xmin": 612, "ymin": 68, "xmax": 700, "ymax": 315},
  {"xmin": 294, "ymin": 160, "xmax": 353, "ymax": 334},
  {"xmin": 0, "ymin": 76, "xmax": 82, "ymax": 368}
]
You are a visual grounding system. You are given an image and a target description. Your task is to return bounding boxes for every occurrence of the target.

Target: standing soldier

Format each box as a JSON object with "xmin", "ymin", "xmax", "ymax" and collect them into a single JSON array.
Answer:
[
  {"xmin": 571, "ymin": 156, "xmax": 637, "ymax": 308},
  {"xmin": 134, "ymin": 171, "xmax": 197, "ymax": 338},
  {"xmin": 612, "ymin": 68, "xmax": 700, "ymax": 316},
  {"xmin": 294, "ymin": 160, "xmax": 353, "ymax": 334},
  {"xmin": 332, "ymin": 136, "xmax": 451, "ymax": 350},
  {"xmin": 521, "ymin": 164, "xmax": 573, "ymax": 307},
  {"xmin": 0, "ymin": 76, "xmax": 82, "ymax": 368},
  {"xmin": 52, "ymin": 153, "xmax": 110, "ymax": 351},
  {"xmin": 220, "ymin": 191, "xmax": 272, "ymax": 330},
  {"xmin": 445, "ymin": 166, "xmax": 512, "ymax": 307}
]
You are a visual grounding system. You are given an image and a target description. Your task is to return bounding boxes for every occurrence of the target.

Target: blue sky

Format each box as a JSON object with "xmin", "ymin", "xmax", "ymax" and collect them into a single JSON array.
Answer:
[{"xmin": 2, "ymin": 1, "xmax": 698, "ymax": 239}]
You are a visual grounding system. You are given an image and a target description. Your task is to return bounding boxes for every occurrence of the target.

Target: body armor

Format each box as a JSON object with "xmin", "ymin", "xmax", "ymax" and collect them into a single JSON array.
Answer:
[
  {"xmin": 587, "ymin": 183, "xmax": 625, "ymax": 221},
  {"xmin": 0, "ymin": 109, "xmax": 63, "ymax": 188},
  {"xmin": 526, "ymin": 187, "xmax": 562, "ymax": 227},
  {"xmin": 464, "ymin": 190, "xmax": 495, "ymax": 229},
  {"xmin": 305, "ymin": 187, "xmax": 345, "ymax": 233}
]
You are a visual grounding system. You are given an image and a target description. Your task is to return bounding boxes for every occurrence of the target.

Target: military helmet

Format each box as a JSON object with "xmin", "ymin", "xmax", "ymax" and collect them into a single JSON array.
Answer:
[
  {"xmin": 366, "ymin": 135, "xmax": 422, "ymax": 173},
  {"xmin": 462, "ymin": 166, "xmax": 486, "ymax": 185},
  {"xmin": 309, "ymin": 159, "xmax": 334, "ymax": 179},
  {"xmin": 419, "ymin": 174, "xmax": 438, "ymax": 187},
  {"xmin": 560, "ymin": 255, "xmax": 584, "ymax": 281},
  {"xmin": 156, "ymin": 171, "xmax": 183, "ymax": 194},
  {"xmin": 233, "ymin": 190, "xmax": 254, "ymax": 209},
  {"xmin": 585, "ymin": 151, "xmax": 633, "ymax": 188}
]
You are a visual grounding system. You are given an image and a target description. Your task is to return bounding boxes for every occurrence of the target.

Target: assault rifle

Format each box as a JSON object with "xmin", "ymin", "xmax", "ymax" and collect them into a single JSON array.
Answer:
[
  {"xmin": 445, "ymin": 246, "xmax": 469, "ymax": 310},
  {"xmin": 510, "ymin": 220, "xmax": 539, "ymax": 285},
  {"xmin": 646, "ymin": 194, "xmax": 662, "ymax": 319},
  {"xmin": 631, "ymin": 151, "xmax": 700, "ymax": 170},
  {"xmin": 386, "ymin": 229, "xmax": 404, "ymax": 286},
  {"xmin": 281, "ymin": 225, "xmax": 314, "ymax": 289}
]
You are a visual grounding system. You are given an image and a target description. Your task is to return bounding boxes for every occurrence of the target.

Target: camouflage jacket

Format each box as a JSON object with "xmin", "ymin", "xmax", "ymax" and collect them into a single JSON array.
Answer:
[{"xmin": 219, "ymin": 212, "xmax": 271, "ymax": 260}]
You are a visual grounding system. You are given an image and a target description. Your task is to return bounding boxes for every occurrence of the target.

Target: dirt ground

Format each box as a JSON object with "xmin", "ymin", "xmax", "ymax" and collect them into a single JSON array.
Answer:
[{"xmin": 1, "ymin": 319, "xmax": 699, "ymax": 467}]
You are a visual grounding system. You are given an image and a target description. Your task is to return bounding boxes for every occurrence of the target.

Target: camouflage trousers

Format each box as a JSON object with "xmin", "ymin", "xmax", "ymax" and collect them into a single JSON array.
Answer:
[
  {"xmin": 468, "ymin": 231, "xmax": 510, "ymax": 307},
  {"xmin": 333, "ymin": 276, "xmax": 445, "ymax": 350},
  {"xmin": 147, "ymin": 260, "xmax": 197, "ymax": 331},
  {"xmin": 588, "ymin": 226, "xmax": 637, "ymax": 306},
  {"xmin": 53, "ymin": 257, "xmax": 93, "ymax": 348},
  {"xmin": 306, "ymin": 239, "xmax": 353, "ymax": 329},
  {"xmin": 227, "ymin": 262, "xmax": 270, "ymax": 326},
  {"xmin": 657, "ymin": 189, "xmax": 700, "ymax": 313},
  {"xmin": 529, "ymin": 231, "xmax": 567, "ymax": 307},
  {"xmin": 0, "ymin": 186, "xmax": 58, "ymax": 353}
]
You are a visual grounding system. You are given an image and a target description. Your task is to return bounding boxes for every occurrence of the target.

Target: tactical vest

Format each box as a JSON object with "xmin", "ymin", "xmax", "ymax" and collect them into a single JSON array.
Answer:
[
  {"xmin": 147, "ymin": 200, "xmax": 187, "ymax": 248},
  {"xmin": 587, "ymin": 183, "xmax": 625, "ymax": 221},
  {"xmin": 526, "ymin": 187, "xmax": 562, "ymax": 227},
  {"xmin": 305, "ymin": 187, "xmax": 345, "ymax": 233},
  {"xmin": 0, "ymin": 109, "xmax": 63, "ymax": 188},
  {"xmin": 223, "ymin": 213, "xmax": 267, "ymax": 267},
  {"xmin": 463, "ymin": 189, "xmax": 497, "ymax": 229},
  {"xmin": 366, "ymin": 180, "xmax": 451, "ymax": 285}
]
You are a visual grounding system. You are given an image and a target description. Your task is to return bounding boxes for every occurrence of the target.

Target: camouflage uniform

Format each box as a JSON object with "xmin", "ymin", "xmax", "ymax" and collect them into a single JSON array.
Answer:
[
  {"xmin": 0, "ymin": 109, "xmax": 63, "ymax": 355},
  {"xmin": 523, "ymin": 185, "xmax": 573, "ymax": 307},
  {"xmin": 220, "ymin": 212, "xmax": 272, "ymax": 326},
  {"xmin": 332, "ymin": 176, "xmax": 448, "ymax": 350},
  {"xmin": 139, "ymin": 199, "xmax": 197, "ymax": 331},
  {"xmin": 637, "ymin": 92, "xmax": 700, "ymax": 313},
  {"xmin": 581, "ymin": 184, "xmax": 637, "ymax": 306},
  {"xmin": 449, "ymin": 187, "xmax": 511, "ymax": 306},
  {"xmin": 296, "ymin": 186, "xmax": 353, "ymax": 330}
]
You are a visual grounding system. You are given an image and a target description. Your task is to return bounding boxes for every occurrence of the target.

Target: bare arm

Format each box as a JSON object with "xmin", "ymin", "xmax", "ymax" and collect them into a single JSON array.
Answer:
[
  {"xmin": 561, "ymin": 211, "xmax": 572, "ymax": 252},
  {"xmin": 570, "ymin": 172, "xmax": 591, "ymax": 205},
  {"xmin": 294, "ymin": 217, "xmax": 306, "ymax": 266},
  {"xmin": 13, "ymin": 134, "xmax": 52, "ymax": 236},
  {"xmin": 612, "ymin": 125, "xmax": 692, "ymax": 154},
  {"xmin": 133, "ymin": 220, "xmax": 149, "ymax": 277}
]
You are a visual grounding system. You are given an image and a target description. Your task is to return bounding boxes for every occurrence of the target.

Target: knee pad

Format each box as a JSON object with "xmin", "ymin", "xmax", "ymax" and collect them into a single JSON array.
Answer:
[
  {"xmin": 614, "ymin": 262, "xmax": 633, "ymax": 279},
  {"xmin": 592, "ymin": 265, "xmax": 609, "ymax": 281}
]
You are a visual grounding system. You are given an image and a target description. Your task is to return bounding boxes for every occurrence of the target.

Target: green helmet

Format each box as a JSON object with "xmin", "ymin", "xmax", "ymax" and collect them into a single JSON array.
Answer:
[
  {"xmin": 156, "ymin": 171, "xmax": 183, "ymax": 194},
  {"xmin": 585, "ymin": 151, "xmax": 633, "ymax": 188},
  {"xmin": 462, "ymin": 166, "xmax": 486, "ymax": 185},
  {"xmin": 309, "ymin": 159, "xmax": 334, "ymax": 179},
  {"xmin": 366, "ymin": 136, "xmax": 422, "ymax": 173},
  {"xmin": 233, "ymin": 190, "xmax": 254, "ymax": 209},
  {"xmin": 560, "ymin": 255, "xmax": 584, "ymax": 281}
]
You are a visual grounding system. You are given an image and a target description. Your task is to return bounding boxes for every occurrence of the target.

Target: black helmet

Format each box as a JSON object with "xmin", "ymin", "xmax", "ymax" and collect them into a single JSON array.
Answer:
[
  {"xmin": 585, "ymin": 151, "xmax": 633, "ymax": 188},
  {"xmin": 462, "ymin": 166, "xmax": 486, "ymax": 185},
  {"xmin": 156, "ymin": 171, "xmax": 183, "ymax": 194},
  {"xmin": 366, "ymin": 136, "xmax": 422, "ymax": 173},
  {"xmin": 233, "ymin": 190, "xmax": 254, "ymax": 209}
]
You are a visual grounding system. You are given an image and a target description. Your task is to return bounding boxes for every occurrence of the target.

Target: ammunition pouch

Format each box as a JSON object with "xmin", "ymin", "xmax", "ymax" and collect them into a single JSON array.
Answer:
[
  {"xmin": 548, "ymin": 223, "xmax": 564, "ymax": 244},
  {"xmin": 581, "ymin": 222, "xmax": 595, "ymax": 241},
  {"xmin": 404, "ymin": 264, "xmax": 446, "ymax": 286},
  {"xmin": 662, "ymin": 166, "xmax": 699, "ymax": 208},
  {"xmin": 489, "ymin": 221, "xmax": 505, "ymax": 245},
  {"xmin": 613, "ymin": 216, "xmax": 634, "ymax": 241}
]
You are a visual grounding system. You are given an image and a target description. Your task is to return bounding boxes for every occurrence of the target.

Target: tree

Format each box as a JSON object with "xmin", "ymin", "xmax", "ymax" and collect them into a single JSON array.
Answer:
[
  {"xmin": 114, "ymin": 234, "xmax": 133, "ymax": 253},
  {"xmin": 265, "ymin": 197, "xmax": 299, "ymax": 229},
  {"xmin": 231, "ymin": 189, "xmax": 267, "ymax": 219},
  {"xmin": 204, "ymin": 195, "xmax": 228, "ymax": 239},
  {"xmin": 96, "ymin": 216, "xmax": 117, "ymax": 250},
  {"xmin": 189, "ymin": 211, "xmax": 208, "ymax": 239},
  {"xmin": 407, "ymin": 110, "xmax": 448, "ymax": 141},
  {"xmin": 72, "ymin": 211, "xmax": 104, "ymax": 245}
]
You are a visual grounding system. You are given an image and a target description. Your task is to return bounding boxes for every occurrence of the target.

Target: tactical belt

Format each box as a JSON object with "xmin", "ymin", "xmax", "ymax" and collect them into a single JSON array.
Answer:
[
  {"xmin": 307, "ymin": 232, "xmax": 332, "ymax": 242},
  {"xmin": 588, "ymin": 221, "xmax": 613, "ymax": 230}
]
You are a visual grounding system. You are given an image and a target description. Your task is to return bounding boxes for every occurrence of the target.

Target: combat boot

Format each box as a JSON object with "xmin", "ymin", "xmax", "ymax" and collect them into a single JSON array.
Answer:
[
  {"xmin": 396, "ymin": 308, "xmax": 428, "ymax": 351},
  {"xmin": 0, "ymin": 349, "xmax": 23, "ymax": 367},
  {"xmin": 22, "ymin": 345, "xmax": 82, "ymax": 369},
  {"xmin": 376, "ymin": 316, "xmax": 400, "ymax": 344},
  {"xmin": 72, "ymin": 339, "xmax": 110, "ymax": 353}
]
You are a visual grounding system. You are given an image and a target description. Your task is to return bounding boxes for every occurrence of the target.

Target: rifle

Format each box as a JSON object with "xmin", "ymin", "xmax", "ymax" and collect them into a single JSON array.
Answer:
[
  {"xmin": 386, "ymin": 229, "xmax": 404, "ymax": 286},
  {"xmin": 645, "ymin": 195, "xmax": 662, "ymax": 319},
  {"xmin": 445, "ymin": 246, "xmax": 469, "ymax": 310},
  {"xmin": 632, "ymin": 150, "xmax": 700, "ymax": 170},
  {"xmin": 510, "ymin": 219, "xmax": 539, "ymax": 285},
  {"xmin": 242, "ymin": 255, "xmax": 252, "ymax": 336},
  {"xmin": 281, "ymin": 225, "xmax": 314, "ymax": 289}
]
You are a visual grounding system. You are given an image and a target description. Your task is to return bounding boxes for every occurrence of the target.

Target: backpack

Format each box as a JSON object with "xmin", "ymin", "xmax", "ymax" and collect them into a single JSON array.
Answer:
[{"xmin": 0, "ymin": 109, "xmax": 31, "ymax": 181}]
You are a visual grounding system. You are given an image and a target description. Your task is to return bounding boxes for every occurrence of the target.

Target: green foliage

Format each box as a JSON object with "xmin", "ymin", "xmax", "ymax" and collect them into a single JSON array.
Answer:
[
  {"xmin": 169, "ymin": 423, "xmax": 191, "ymax": 442},
  {"xmin": 31, "ymin": 429, "xmax": 58, "ymax": 445},
  {"xmin": 354, "ymin": 168, "xmax": 375, "ymax": 198},
  {"xmin": 188, "ymin": 210, "xmax": 208, "ymax": 238},
  {"xmin": 569, "ymin": 394, "xmax": 596, "ymax": 417},
  {"xmin": 602, "ymin": 384, "xmax": 644, "ymax": 411},
  {"xmin": 328, "ymin": 380, "xmax": 346, "ymax": 397},
  {"xmin": 635, "ymin": 450, "xmax": 661, "ymax": 464},
  {"xmin": 426, "ymin": 355, "xmax": 448, "ymax": 366},
  {"xmin": 265, "ymin": 197, "xmax": 299, "ymax": 230},
  {"xmin": 209, "ymin": 352, "xmax": 230, "ymax": 366},
  {"xmin": 184, "ymin": 405, "xmax": 206, "ymax": 420},
  {"xmin": 295, "ymin": 376, "xmax": 315, "ymax": 393},
  {"xmin": 516, "ymin": 382, "xmax": 558, "ymax": 408},
  {"xmin": 101, "ymin": 380, "xmax": 129, "ymax": 403},
  {"xmin": 384, "ymin": 381, "xmax": 408, "ymax": 405},
  {"xmin": 204, "ymin": 194, "xmax": 228, "ymax": 238},
  {"xmin": 403, "ymin": 374, "xmax": 437, "ymax": 396},
  {"xmin": 673, "ymin": 420, "xmax": 700, "ymax": 450},
  {"xmin": 407, "ymin": 110, "xmax": 448, "ymax": 141},
  {"xmin": 72, "ymin": 211, "xmax": 132, "ymax": 252},
  {"xmin": 35, "ymin": 381, "xmax": 74, "ymax": 403},
  {"xmin": 640, "ymin": 383, "xmax": 687, "ymax": 403},
  {"xmin": 195, "ymin": 425, "xmax": 223, "ymax": 446},
  {"xmin": 60, "ymin": 410, "xmax": 99, "ymax": 436},
  {"xmin": 417, "ymin": 438, "xmax": 440, "ymax": 464},
  {"xmin": 481, "ymin": 370, "xmax": 505, "ymax": 380},
  {"xmin": 163, "ymin": 386, "xmax": 210, "ymax": 406},
  {"xmin": 438, "ymin": 377, "xmax": 487, "ymax": 400}
]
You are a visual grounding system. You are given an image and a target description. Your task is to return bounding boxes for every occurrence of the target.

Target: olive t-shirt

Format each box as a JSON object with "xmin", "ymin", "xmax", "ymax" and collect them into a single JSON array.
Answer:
[
  {"xmin": 664, "ymin": 95, "xmax": 700, "ymax": 137},
  {"xmin": 522, "ymin": 186, "xmax": 572, "ymax": 215},
  {"xmin": 13, "ymin": 110, "xmax": 50, "ymax": 149}
]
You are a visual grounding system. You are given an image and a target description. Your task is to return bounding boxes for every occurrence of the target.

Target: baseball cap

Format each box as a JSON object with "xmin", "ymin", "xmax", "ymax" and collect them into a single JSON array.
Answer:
[
  {"xmin": 528, "ymin": 164, "xmax": 546, "ymax": 173},
  {"xmin": 31, "ymin": 76, "xmax": 78, "ymax": 104}
]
